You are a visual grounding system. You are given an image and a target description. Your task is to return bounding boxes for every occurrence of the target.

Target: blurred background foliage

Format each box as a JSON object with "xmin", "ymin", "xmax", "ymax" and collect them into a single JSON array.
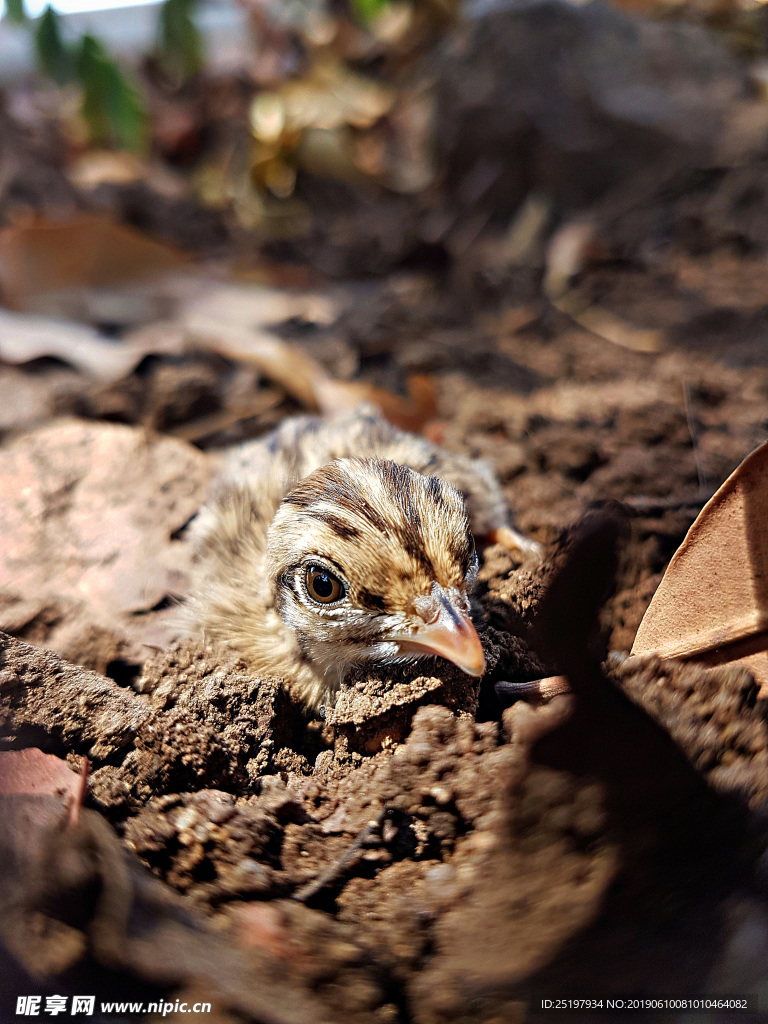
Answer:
[
  {"xmin": 1, "ymin": 0, "xmax": 768, "ymax": 265},
  {"xmin": 2, "ymin": 0, "xmax": 203, "ymax": 150}
]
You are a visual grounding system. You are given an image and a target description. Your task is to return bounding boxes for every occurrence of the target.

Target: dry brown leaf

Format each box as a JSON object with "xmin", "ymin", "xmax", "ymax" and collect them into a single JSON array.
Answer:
[
  {"xmin": 182, "ymin": 281, "xmax": 338, "ymax": 333},
  {"xmin": 0, "ymin": 748, "xmax": 82, "ymax": 801},
  {"xmin": 0, "ymin": 753, "xmax": 89, "ymax": 831},
  {"xmin": 0, "ymin": 420, "xmax": 210, "ymax": 663},
  {"xmin": 185, "ymin": 317, "xmax": 330, "ymax": 409},
  {"xmin": 0, "ymin": 749, "xmax": 88, "ymax": 828},
  {"xmin": 183, "ymin": 283, "xmax": 438, "ymax": 432},
  {"xmin": 1, "ymin": 278, "xmax": 435, "ymax": 431},
  {"xmin": 0, "ymin": 277, "xmax": 328, "ymax": 387},
  {"xmin": 0, "ymin": 216, "xmax": 186, "ymax": 311},
  {"xmin": 631, "ymin": 441, "xmax": 768, "ymax": 695},
  {"xmin": 314, "ymin": 373, "xmax": 438, "ymax": 433}
]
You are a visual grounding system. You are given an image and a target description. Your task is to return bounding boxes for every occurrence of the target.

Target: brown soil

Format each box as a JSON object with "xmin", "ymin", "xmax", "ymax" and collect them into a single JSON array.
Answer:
[{"xmin": 4, "ymin": 131, "xmax": 768, "ymax": 1024}]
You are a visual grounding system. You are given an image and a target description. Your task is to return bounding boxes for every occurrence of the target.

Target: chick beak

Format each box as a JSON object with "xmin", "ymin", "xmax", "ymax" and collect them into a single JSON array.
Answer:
[{"xmin": 393, "ymin": 592, "xmax": 486, "ymax": 677}]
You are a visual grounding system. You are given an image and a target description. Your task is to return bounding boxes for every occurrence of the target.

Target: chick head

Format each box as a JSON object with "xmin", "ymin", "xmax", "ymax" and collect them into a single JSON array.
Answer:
[{"xmin": 267, "ymin": 458, "xmax": 485, "ymax": 686}]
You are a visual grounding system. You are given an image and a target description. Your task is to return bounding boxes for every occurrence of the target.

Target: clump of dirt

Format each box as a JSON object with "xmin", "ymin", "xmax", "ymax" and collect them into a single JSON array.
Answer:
[
  {"xmin": 331, "ymin": 663, "xmax": 479, "ymax": 755},
  {"xmin": 3, "ymin": 493, "xmax": 767, "ymax": 1024},
  {"xmin": 123, "ymin": 786, "xmax": 300, "ymax": 905},
  {"xmin": 0, "ymin": 633, "xmax": 150, "ymax": 760},
  {"xmin": 0, "ymin": 792, "xmax": 402, "ymax": 1024},
  {"xmin": 615, "ymin": 655, "xmax": 768, "ymax": 808},
  {"xmin": 90, "ymin": 638, "xmax": 328, "ymax": 817},
  {"xmin": 332, "ymin": 621, "xmax": 541, "ymax": 754}
]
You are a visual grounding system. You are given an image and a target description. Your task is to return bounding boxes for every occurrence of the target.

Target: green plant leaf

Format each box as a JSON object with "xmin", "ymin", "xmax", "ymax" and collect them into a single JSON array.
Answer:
[
  {"xmin": 77, "ymin": 34, "xmax": 148, "ymax": 152},
  {"xmin": 157, "ymin": 0, "xmax": 203, "ymax": 82},
  {"xmin": 34, "ymin": 6, "xmax": 75, "ymax": 84},
  {"xmin": 5, "ymin": 0, "xmax": 28, "ymax": 26},
  {"xmin": 349, "ymin": 0, "xmax": 389, "ymax": 26}
]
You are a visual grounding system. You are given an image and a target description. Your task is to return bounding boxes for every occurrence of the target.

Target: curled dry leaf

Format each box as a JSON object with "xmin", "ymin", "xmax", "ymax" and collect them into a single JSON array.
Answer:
[
  {"xmin": 182, "ymin": 283, "xmax": 338, "ymax": 408},
  {"xmin": 0, "ymin": 420, "xmax": 210, "ymax": 663},
  {"xmin": 183, "ymin": 283, "xmax": 438, "ymax": 432},
  {"xmin": 1, "ymin": 274, "xmax": 436, "ymax": 432},
  {"xmin": 0, "ymin": 309, "xmax": 182, "ymax": 383},
  {"xmin": 631, "ymin": 441, "xmax": 768, "ymax": 695},
  {"xmin": 314, "ymin": 373, "xmax": 437, "ymax": 434},
  {"xmin": 0, "ymin": 748, "xmax": 82, "ymax": 803},
  {"xmin": 0, "ymin": 277, "xmax": 330, "ymax": 386}
]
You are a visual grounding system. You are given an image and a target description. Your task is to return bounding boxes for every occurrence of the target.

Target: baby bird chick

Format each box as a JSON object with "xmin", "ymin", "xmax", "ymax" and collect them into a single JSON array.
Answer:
[{"xmin": 184, "ymin": 404, "xmax": 538, "ymax": 710}]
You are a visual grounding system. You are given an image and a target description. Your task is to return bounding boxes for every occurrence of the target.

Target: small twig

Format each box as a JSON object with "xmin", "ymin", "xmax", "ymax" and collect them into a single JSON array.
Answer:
[
  {"xmin": 292, "ymin": 810, "xmax": 388, "ymax": 904},
  {"xmin": 683, "ymin": 380, "xmax": 708, "ymax": 496},
  {"xmin": 167, "ymin": 388, "xmax": 284, "ymax": 443},
  {"xmin": 68, "ymin": 755, "xmax": 90, "ymax": 830}
]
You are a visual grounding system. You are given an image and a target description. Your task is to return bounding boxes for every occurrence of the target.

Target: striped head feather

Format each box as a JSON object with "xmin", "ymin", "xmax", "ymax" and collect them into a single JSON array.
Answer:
[{"xmin": 266, "ymin": 458, "xmax": 485, "ymax": 702}]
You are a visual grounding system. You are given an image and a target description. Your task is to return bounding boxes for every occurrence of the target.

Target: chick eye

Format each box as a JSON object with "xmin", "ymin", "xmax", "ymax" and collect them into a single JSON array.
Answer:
[{"xmin": 305, "ymin": 565, "xmax": 344, "ymax": 604}]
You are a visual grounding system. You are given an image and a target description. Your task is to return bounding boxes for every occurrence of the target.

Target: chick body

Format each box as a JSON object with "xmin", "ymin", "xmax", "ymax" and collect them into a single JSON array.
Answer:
[{"xmin": 184, "ymin": 404, "xmax": 531, "ymax": 708}]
